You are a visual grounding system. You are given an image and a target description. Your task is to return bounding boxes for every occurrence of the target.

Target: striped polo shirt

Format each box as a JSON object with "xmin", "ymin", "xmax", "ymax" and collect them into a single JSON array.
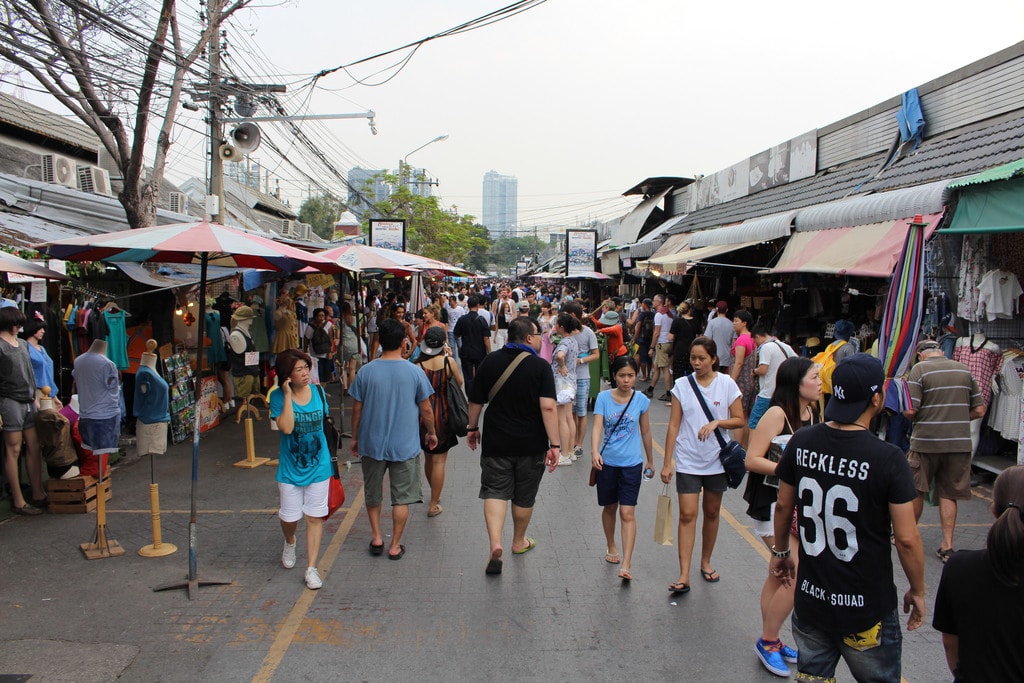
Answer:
[{"xmin": 906, "ymin": 356, "xmax": 983, "ymax": 454}]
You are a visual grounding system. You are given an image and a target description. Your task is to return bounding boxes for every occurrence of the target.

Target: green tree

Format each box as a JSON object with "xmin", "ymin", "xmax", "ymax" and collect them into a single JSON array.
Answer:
[
  {"xmin": 299, "ymin": 193, "xmax": 347, "ymax": 239},
  {"xmin": 490, "ymin": 236, "xmax": 545, "ymax": 272},
  {"xmin": 366, "ymin": 171, "xmax": 488, "ymax": 268}
]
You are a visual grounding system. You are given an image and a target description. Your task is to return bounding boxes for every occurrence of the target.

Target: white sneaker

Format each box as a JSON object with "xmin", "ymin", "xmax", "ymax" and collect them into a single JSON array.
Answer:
[
  {"xmin": 557, "ymin": 455, "xmax": 573, "ymax": 467},
  {"xmin": 304, "ymin": 566, "xmax": 322, "ymax": 590},
  {"xmin": 282, "ymin": 541, "xmax": 296, "ymax": 569}
]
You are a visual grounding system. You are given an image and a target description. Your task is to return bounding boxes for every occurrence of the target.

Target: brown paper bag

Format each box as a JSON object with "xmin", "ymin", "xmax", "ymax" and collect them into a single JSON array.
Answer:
[{"xmin": 654, "ymin": 483, "xmax": 674, "ymax": 546}]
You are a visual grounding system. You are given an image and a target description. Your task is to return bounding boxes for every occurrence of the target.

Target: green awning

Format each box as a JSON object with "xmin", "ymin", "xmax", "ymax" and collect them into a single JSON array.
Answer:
[
  {"xmin": 947, "ymin": 158, "xmax": 1024, "ymax": 189},
  {"xmin": 942, "ymin": 177, "xmax": 1024, "ymax": 234}
]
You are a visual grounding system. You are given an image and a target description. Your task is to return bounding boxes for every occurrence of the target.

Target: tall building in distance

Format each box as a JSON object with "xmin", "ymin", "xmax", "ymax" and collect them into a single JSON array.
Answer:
[
  {"xmin": 482, "ymin": 170, "xmax": 518, "ymax": 238},
  {"xmin": 347, "ymin": 168, "xmax": 391, "ymax": 217}
]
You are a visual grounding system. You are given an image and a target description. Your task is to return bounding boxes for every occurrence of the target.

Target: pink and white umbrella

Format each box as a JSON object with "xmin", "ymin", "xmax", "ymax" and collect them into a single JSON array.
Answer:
[{"xmin": 316, "ymin": 243, "xmax": 470, "ymax": 276}]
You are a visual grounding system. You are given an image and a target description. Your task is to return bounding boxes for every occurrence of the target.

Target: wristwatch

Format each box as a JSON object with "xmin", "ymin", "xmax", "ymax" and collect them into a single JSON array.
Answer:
[{"xmin": 770, "ymin": 545, "xmax": 790, "ymax": 559}]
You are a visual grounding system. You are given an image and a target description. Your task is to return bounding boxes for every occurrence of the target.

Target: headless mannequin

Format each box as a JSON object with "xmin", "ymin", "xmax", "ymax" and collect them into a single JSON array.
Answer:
[
  {"xmin": 229, "ymin": 317, "xmax": 260, "ymax": 400},
  {"xmin": 135, "ymin": 341, "xmax": 168, "ymax": 457},
  {"xmin": 207, "ymin": 302, "xmax": 234, "ymax": 409},
  {"xmin": 89, "ymin": 338, "xmax": 107, "ymax": 355},
  {"xmin": 229, "ymin": 317, "xmax": 253, "ymax": 355},
  {"xmin": 73, "ymin": 338, "xmax": 119, "ymax": 479}
]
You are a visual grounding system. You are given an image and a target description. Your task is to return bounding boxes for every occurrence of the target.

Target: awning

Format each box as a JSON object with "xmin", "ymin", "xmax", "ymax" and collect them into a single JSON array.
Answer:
[
  {"xmin": 688, "ymin": 211, "xmax": 795, "ymax": 249},
  {"xmin": 628, "ymin": 215, "xmax": 687, "ymax": 258},
  {"xmin": 795, "ymin": 180, "xmax": 949, "ymax": 232},
  {"xmin": 942, "ymin": 177, "xmax": 1024, "ymax": 233},
  {"xmin": 606, "ymin": 187, "xmax": 671, "ymax": 247},
  {"xmin": 648, "ymin": 240, "xmax": 764, "ymax": 275},
  {"xmin": 648, "ymin": 232, "xmax": 692, "ymax": 261},
  {"xmin": 115, "ymin": 262, "xmax": 241, "ymax": 288},
  {"xmin": 600, "ymin": 250, "xmax": 620, "ymax": 276},
  {"xmin": 565, "ymin": 270, "xmax": 613, "ymax": 280},
  {"xmin": 771, "ymin": 212, "xmax": 943, "ymax": 277},
  {"xmin": 947, "ymin": 157, "xmax": 1024, "ymax": 189}
]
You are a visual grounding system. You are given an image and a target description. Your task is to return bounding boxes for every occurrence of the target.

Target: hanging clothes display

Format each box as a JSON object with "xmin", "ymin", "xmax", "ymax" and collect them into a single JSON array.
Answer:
[
  {"xmin": 953, "ymin": 333, "xmax": 1003, "ymax": 406},
  {"xmin": 271, "ymin": 294, "xmax": 299, "ymax": 353},
  {"xmin": 205, "ymin": 309, "xmax": 227, "ymax": 367},
  {"xmin": 990, "ymin": 352, "xmax": 1024, "ymax": 441},
  {"xmin": 956, "ymin": 233, "xmax": 993, "ymax": 321},
  {"xmin": 249, "ymin": 303, "xmax": 270, "ymax": 353},
  {"xmin": 102, "ymin": 306, "xmax": 129, "ymax": 370},
  {"xmin": 976, "ymin": 268, "xmax": 1023, "ymax": 321}
]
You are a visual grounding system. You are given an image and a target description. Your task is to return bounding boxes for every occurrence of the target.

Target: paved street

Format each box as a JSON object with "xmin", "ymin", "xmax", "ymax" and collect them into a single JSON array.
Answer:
[{"xmin": 0, "ymin": 384, "xmax": 995, "ymax": 682}]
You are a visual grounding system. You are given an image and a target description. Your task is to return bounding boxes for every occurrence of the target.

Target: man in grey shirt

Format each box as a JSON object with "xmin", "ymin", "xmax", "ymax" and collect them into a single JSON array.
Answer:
[{"xmin": 705, "ymin": 301, "xmax": 735, "ymax": 372}]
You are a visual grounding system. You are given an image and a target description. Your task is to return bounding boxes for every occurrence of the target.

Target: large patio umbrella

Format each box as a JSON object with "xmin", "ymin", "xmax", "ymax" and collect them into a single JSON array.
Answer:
[
  {"xmin": 877, "ymin": 215, "xmax": 930, "ymax": 384},
  {"xmin": 0, "ymin": 251, "xmax": 70, "ymax": 281},
  {"xmin": 316, "ymin": 243, "xmax": 470, "ymax": 276},
  {"xmin": 38, "ymin": 218, "xmax": 342, "ymax": 599}
]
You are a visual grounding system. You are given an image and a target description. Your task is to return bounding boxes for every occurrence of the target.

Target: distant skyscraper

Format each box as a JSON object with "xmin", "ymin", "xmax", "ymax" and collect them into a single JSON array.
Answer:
[
  {"xmin": 347, "ymin": 168, "xmax": 391, "ymax": 216},
  {"xmin": 482, "ymin": 170, "xmax": 518, "ymax": 238}
]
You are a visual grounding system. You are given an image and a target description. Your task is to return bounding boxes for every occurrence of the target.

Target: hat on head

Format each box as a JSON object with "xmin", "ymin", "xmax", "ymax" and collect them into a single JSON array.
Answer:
[
  {"xmin": 824, "ymin": 354, "xmax": 885, "ymax": 424},
  {"xmin": 518, "ymin": 300, "xmax": 530, "ymax": 310},
  {"xmin": 599, "ymin": 310, "xmax": 619, "ymax": 325},
  {"xmin": 293, "ymin": 284, "xmax": 309, "ymax": 297},
  {"xmin": 915, "ymin": 339, "xmax": 941, "ymax": 354},
  {"xmin": 834, "ymin": 319, "xmax": 855, "ymax": 340},
  {"xmin": 716, "ymin": 300, "xmax": 729, "ymax": 313},
  {"xmin": 232, "ymin": 305, "xmax": 256, "ymax": 321},
  {"xmin": 419, "ymin": 326, "xmax": 447, "ymax": 356}
]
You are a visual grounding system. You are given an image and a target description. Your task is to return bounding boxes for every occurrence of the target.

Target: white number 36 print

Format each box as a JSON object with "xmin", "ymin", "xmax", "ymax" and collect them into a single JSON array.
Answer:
[{"xmin": 797, "ymin": 478, "xmax": 860, "ymax": 561}]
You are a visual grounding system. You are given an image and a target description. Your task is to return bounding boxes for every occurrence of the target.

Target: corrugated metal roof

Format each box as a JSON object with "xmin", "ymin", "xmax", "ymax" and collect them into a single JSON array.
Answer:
[
  {"xmin": 0, "ymin": 210, "xmax": 103, "ymax": 248},
  {"xmin": 795, "ymin": 180, "xmax": 949, "ymax": 232},
  {"xmin": 688, "ymin": 211, "xmax": 795, "ymax": 248},
  {"xmin": 0, "ymin": 92, "xmax": 99, "ymax": 154},
  {"xmin": 947, "ymin": 156, "xmax": 1024, "ymax": 188}
]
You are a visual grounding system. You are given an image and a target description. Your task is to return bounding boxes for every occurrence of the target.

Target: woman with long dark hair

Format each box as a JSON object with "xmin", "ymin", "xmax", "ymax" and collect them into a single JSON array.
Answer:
[
  {"xmin": 660, "ymin": 336, "xmax": 744, "ymax": 594},
  {"xmin": 0, "ymin": 306, "xmax": 46, "ymax": 515},
  {"xmin": 744, "ymin": 356, "xmax": 821, "ymax": 677},
  {"xmin": 933, "ymin": 465, "xmax": 1024, "ymax": 680}
]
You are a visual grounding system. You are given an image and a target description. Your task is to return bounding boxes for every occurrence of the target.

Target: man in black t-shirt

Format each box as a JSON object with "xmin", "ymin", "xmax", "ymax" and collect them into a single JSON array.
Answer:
[
  {"xmin": 452, "ymin": 295, "xmax": 491, "ymax": 395},
  {"xmin": 466, "ymin": 316, "xmax": 559, "ymax": 577},
  {"xmin": 771, "ymin": 354, "xmax": 926, "ymax": 682}
]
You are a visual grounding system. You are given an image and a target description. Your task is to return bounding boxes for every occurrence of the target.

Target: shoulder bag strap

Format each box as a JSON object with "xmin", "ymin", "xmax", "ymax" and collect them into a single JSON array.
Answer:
[
  {"xmin": 487, "ymin": 352, "xmax": 529, "ymax": 403},
  {"xmin": 599, "ymin": 390, "xmax": 635, "ymax": 455},
  {"xmin": 316, "ymin": 384, "xmax": 341, "ymax": 477},
  {"xmin": 686, "ymin": 375, "xmax": 728, "ymax": 449}
]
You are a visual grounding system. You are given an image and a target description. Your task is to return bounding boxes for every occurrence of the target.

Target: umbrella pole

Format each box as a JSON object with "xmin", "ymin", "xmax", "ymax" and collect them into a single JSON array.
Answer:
[{"xmin": 153, "ymin": 253, "xmax": 230, "ymax": 598}]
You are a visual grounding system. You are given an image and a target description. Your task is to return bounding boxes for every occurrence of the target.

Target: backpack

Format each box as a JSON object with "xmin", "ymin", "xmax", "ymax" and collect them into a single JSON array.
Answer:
[
  {"xmin": 311, "ymin": 324, "xmax": 331, "ymax": 355},
  {"xmin": 639, "ymin": 312, "xmax": 654, "ymax": 341},
  {"xmin": 812, "ymin": 340, "xmax": 847, "ymax": 394}
]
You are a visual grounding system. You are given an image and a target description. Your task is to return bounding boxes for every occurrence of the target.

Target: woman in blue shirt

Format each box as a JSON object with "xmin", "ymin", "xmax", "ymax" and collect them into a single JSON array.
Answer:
[
  {"xmin": 591, "ymin": 355, "xmax": 653, "ymax": 581},
  {"xmin": 22, "ymin": 318, "xmax": 57, "ymax": 402},
  {"xmin": 270, "ymin": 349, "xmax": 333, "ymax": 590}
]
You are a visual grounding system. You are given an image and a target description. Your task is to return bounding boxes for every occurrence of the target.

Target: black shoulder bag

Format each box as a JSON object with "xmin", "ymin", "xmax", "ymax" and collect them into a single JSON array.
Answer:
[
  {"xmin": 444, "ymin": 357, "xmax": 469, "ymax": 437},
  {"xmin": 686, "ymin": 375, "xmax": 746, "ymax": 489}
]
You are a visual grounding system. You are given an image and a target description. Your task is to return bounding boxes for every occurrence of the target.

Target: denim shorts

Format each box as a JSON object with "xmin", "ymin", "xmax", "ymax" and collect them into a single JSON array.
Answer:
[
  {"xmin": 595, "ymin": 463, "xmax": 642, "ymax": 506},
  {"xmin": 792, "ymin": 608, "xmax": 903, "ymax": 682},
  {"xmin": 748, "ymin": 395, "xmax": 771, "ymax": 429},
  {"xmin": 574, "ymin": 377, "xmax": 590, "ymax": 416}
]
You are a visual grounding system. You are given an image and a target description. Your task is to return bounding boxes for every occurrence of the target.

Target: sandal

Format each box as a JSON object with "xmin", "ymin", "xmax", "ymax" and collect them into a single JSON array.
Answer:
[
  {"xmin": 936, "ymin": 547, "xmax": 954, "ymax": 563},
  {"xmin": 604, "ymin": 552, "xmax": 621, "ymax": 564},
  {"xmin": 701, "ymin": 569, "xmax": 721, "ymax": 583},
  {"xmin": 668, "ymin": 581, "xmax": 690, "ymax": 594},
  {"xmin": 618, "ymin": 569, "xmax": 633, "ymax": 581}
]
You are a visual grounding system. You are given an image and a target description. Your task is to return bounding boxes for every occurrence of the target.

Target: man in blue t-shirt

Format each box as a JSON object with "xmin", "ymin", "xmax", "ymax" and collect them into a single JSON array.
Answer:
[
  {"xmin": 770, "ymin": 355, "xmax": 926, "ymax": 681},
  {"xmin": 349, "ymin": 319, "xmax": 436, "ymax": 561}
]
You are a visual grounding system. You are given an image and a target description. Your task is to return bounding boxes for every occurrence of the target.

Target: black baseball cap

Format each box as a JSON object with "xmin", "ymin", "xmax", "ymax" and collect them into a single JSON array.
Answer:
[{"xmin": 823, "ymin": 354, "xmax": 885, "ymax": 424}]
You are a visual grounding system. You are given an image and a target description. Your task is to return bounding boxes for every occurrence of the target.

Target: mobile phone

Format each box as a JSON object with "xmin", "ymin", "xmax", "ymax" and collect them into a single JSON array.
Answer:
[{"xmin": 642, "ymin": 467, "xmax": 654, "ymax": 481}]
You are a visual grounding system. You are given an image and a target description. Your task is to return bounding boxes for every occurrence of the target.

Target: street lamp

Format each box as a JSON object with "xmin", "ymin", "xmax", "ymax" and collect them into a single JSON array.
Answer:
[{"xmin": 401, "ymin": 133, "xmax": 449, "ymax": 189}]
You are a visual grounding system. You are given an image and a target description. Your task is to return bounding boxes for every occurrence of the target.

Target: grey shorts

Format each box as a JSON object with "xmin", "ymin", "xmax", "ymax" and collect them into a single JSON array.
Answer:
[
  {"xmin": 0, "ymin": 396, "xmax": 36, "ymax": 431},
  {"xmin": 479, "ymin": 453, "xmax": 546, "ymax": 508},
  {"xmin": 675, "ymin": 471, "xmax": 728, "ymax": 495},
  {"xmin": 360, "ymin": 455, "xmax": 422, "ymax": 507}
]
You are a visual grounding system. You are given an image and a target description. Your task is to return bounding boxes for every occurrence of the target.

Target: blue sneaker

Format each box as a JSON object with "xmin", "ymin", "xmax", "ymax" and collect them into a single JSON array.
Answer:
[
  {"xmin": 779, "ymin": 642, "xmax": 798, "ymax": 664},
  {"xmin": 755, "ymin": 638, "xmax": 792, "ymax": 677}
]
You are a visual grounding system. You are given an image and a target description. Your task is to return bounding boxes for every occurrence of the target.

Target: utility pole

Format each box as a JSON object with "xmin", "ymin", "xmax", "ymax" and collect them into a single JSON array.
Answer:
[{"xmin": 207, "ymin": 0, "xmax": 224, "ymax": 222}]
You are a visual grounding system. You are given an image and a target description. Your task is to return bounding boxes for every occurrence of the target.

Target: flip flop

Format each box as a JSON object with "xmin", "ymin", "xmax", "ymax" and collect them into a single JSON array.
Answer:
[
  {"xmin": 512, "ymin": 537, "xmax": 537, "ymax": 555},
  {"xmin": 618, "ymin": 569, "xmax": 633, "ymax": 581},
  {"xmin": 701, "ymin": 569, "xmax": 721, "ymax": 583},
  {"xmin": 485, "ymin": 549, "xmax": 503, "ymax": 575},
  {"xmin": 668, "ymin": 581, "xmax": 690, "ymax": 594},
  {"xmin": 427, "ymin": 505, "xmax": 443, "ymax": 518},
  {"xmin": 388, "ymin": 545, "xmax": 406, "ymax": 561},
  {"xmin": 368, "ymin": 542, "xmax": 384, "ymax": 556},
  {"xmin": 604, "ymin": 552, "xmax": 621, "ymax": 564}
]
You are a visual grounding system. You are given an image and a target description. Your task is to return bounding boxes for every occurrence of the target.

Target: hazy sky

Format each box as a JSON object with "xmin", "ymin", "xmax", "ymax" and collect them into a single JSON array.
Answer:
[{"xmin": 158, "ymin": 0, "xmax": 1023, "ymax": 232}]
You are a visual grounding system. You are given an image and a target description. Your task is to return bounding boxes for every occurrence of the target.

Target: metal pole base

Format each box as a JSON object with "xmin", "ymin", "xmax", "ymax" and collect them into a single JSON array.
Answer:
[{"xmin": 152, "ymin": 576, "xmax": 233, "ymax": 600}]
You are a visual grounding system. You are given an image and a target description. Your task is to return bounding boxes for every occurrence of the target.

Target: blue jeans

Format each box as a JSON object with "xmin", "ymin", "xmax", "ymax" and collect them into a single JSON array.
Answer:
[
  {"xmin": 748, "ymin": 395, "xmax": 771, "ymax": 429},
  {"xmin": 792, "ymin": 608, "xmax": 903, "ymax": 682},
  {"xmin": 574, "ymin": 377, "xmax": 590, "ymax": 416}
]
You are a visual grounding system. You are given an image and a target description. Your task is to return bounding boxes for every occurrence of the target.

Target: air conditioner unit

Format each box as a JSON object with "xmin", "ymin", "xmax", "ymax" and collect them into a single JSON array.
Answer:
[
  {"xmin": 41, "ymin": 154, "xmax": 78, "ymax": 188},
  {"xmin": 77, "ymin": 166, "xmax": 112, "ymax": 195},
  {"xmin": 299, "ymin": 222, "xmax": 312, "ymax": 240},
  {"xmin": 280, "ymin": 219, "xmax": 298, "ymax": 237},
  {"xmin": 167, "ymin": 191, "xmax": 189, "ymax": 214}
]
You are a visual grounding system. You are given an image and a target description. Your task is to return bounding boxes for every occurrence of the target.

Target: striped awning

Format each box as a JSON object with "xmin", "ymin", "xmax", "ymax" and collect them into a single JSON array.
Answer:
[{"xmin": 687, "ymin": 211, "xmax": 794, "ymax": 249}]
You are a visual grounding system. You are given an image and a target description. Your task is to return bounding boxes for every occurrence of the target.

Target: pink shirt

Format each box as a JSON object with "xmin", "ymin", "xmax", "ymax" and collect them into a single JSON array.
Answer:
[{"xmin": 732, "ymin": 332, "xmax": 754, "ymax": 360}]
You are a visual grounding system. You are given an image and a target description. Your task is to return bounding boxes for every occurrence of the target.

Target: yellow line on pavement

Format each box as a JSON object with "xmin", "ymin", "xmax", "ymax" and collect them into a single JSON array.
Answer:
[{"xmin": 251, "ymin": 487, "xmax": 364, "ymax": 683}]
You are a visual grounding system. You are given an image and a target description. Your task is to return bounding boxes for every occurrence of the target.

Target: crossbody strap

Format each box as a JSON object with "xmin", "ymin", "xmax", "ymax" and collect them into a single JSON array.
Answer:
[
  {"xmin": 488, "ymin": 352, "xmax": 529, "ymax": 403},
  {"xmin": 600, "ymin": 390, "xmax": 635, "ymax": 456},
  {"xmin": 686, "ymin": 375, "xmax": 728, "ymax": 449},
  {"xmin": 316, "ymin": 384, "xmax": 341, "ymax": 478}
]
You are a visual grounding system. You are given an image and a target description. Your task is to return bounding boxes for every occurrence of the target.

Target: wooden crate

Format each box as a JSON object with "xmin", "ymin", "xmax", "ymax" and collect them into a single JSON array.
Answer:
[{"xmin": 46, "ymin": 476, "xmax": 112, "ymax": 514}]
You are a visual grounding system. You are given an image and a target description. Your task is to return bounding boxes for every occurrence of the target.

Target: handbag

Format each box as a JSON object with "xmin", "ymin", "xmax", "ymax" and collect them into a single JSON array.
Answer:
[
  {"xmin": 590, "ymin": 390, "xmax": 636, "ymax": 487},
  {"xmin": 686, "ymin": 375, "xmax": 746, "ymax": 489},
  {"xmin": 654, "ymin": 483, "xmax": 674, "ymax": 546},
  {"xmin": 444, "ymin": 357, "xmax": 469, "ymax": 437},
  {"xmin": 316, "ymin": 385, "xmax": 345, "ymax": 518}
]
